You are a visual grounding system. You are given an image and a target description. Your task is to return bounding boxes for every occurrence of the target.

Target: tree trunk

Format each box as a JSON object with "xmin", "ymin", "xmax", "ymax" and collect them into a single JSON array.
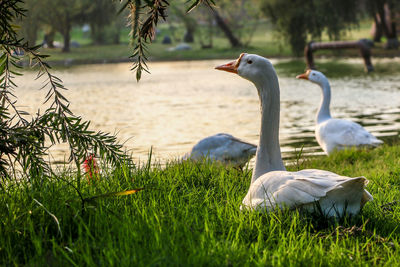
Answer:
[
  {"xmin": 25, "ymin": 24, "xmax": 38, "ymax": 46},
  {"xmin": 376, "ymin": 3, "xmax": 390, "ymax": 38},
  {"xmin": 183, "ymin": 30, "xmax": 194, "ymax": 43},
  {"xmin": 90, "ymin": 23, "xmax": 97, "ymax": 44},
  {"xmin": 44, "ymin": 29, "xmax": 55, "ymax": 48},
  {"xmin": 91, "ymin": 24, "xmax": 106, "ymax": 45},
  {"xmin": 201, "ymin": 14, "xmax": 213, "ymax": 49},
  {"xmin": 183, "ymin": 18, "xmax": 196, "ymax": 43},
  {"xmin": 62, "ymin": 26, "xmax": 71, "ymax": 52},
  {"xmin": 384, "ymin": 3, "xmax": 399, "ymax": 49},
  {"xmin": 113, "ymin": 28, "xmax": 121, "ymax": 44},
  {"xmin": 385, "ymin": 21, "xmax": 399, "ymax": 49},
  {"xmin": 213, "ymin": 10, "xmax": 242, "ymax": 47},
  {"xmin": 171, "ymin": 6, "xmax": 196, "ymax": 43},
  {"xmin": 375, "ymin": 2, "xmax": 399, "ymax": 49},
  {"xmin": 61, "ymin": 11, "xmax": 71, "ymax": 52},
  {"xmin": 371, "ymin": 14, "xmax": 383, "ymax": 42}
]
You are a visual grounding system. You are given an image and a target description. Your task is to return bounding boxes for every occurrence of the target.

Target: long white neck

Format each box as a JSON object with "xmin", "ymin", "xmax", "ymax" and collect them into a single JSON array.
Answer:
[
  {"xmin": 316, "ymin": 79, "xmax": 332, "ymax": 124},
  {"xmin": 251, "ymin": 72, "xmax": 286, "ymax": 183}
]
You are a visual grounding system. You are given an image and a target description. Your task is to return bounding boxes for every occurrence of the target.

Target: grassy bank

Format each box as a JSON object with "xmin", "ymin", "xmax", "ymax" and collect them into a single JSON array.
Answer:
[
  {"xmin": 36, "ymin": 44, "xmax": 400, "ymax": 79},
  {"xmin": 39, "ymin": 41, "xmax": 400, "ymax": 66},
  {"xmin": 274, "ymin": 58, "xmax": 400, "ymax": 78},
  {"xmin": 34, "ymin": 44, "xmax": 400, "ymax": 78},
  {"xmin": 35, "ymin": 20, "xmax": 400, "ymax": 73},
  {"xmin": 1, "ymin": 143, "xmax": 400, "ymax": 266}
]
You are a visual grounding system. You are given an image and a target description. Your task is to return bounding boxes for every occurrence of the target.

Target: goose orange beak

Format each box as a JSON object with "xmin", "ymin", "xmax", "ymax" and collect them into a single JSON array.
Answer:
[
  {"xmin": 296, "ymin": 69, "xmax": 311, "ymax": 80},
  {"xmin": 215, "ymin": 53, "xmax": 245, "ymax": 74},
  {"xmin": 215, "ymin": 60, "xmax": 238, "ymax": 73}
]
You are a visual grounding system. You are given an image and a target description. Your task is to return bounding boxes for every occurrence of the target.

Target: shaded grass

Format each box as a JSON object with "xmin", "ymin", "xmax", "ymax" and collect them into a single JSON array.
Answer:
[
  {"xmin": 39, "ymin": 44, "xmax": 133, "ymax": 63},
  {"xmin": 1, "ymin": 143, "xmax": 400, "ymax": 265},
  {"xmin": 32, "ymin": 19, "xmax": 400, "ymax": 78},
  {"xmin": 38, "ymin": 41, "xmax": 291, "ymax": 64},
  {"xmin": 35, "ymin": 43, "xmax": 400, "ymax": 79},
  {"xmin": 274, "ymin": 58, "xmax": 400, "ymax": 78}
]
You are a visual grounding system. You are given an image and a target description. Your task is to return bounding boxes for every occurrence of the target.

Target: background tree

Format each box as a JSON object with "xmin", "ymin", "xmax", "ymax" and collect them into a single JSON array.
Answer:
[
  {"xmin": 37, "ymin": 0, "xmax": 86, "ymax": 52},
  {"xmin": 213, "ymin": 0, "xmax": 262, "ymax": 47},
  {"xmin": 106, "ymin": 11, "xmax": 128, "ymax": 45},
  {"xmin": 260, "ymin": 0, "xmax": 360, "ymax": 56},
  {"xmin": 191, "ymin": 5, "xmax": 215, "ymax": 48},
  {"xmin": 170, "ymin": 3, "xmax": 198, "ymax": 43},
  {"xmin": 18, "ymin": 0, "xmax": 125, "ymax": 48},
  {"xmin": 18, "ymin": 0, "xmax": 41, "ymax": 46},
  {"xmin": 168, "ymin": 0, "xmax": 261, "ymax": 48},
  {"xmin": 212, "ymin": 9, "xmax": 242, "ymax": 47},
  {"xmin": 127, "ymin": 0, "xmax": 215, "ymax": 80},
  {"xmin": 43, "ymin": 26, "xmax": 56, "ymax": 48},
  {"xmin": 83, "ymin": 0, "xmax": 120, "ymax": 45},
  {"xmin": 366, "ymin": 0, "xmax": 399, "ymax": 49}
]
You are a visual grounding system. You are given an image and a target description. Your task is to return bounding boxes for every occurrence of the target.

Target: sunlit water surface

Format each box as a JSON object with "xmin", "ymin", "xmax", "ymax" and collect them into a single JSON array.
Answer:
[{"xmin": 15, "ymin": 60, "xmax": 400, "ymax": 165}]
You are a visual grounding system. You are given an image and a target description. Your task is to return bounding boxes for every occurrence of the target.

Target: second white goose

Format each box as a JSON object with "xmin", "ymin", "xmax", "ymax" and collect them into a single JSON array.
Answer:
[{"xmin": 296, "ymin": 69, "xmax": 383, "ymax": 155}]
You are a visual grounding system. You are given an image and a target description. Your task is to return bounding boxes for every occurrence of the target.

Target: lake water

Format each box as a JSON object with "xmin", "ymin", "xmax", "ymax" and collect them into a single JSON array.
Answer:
[{"xmin": 15, "ymin": 59, "xmax": 400, "ymax": 164}]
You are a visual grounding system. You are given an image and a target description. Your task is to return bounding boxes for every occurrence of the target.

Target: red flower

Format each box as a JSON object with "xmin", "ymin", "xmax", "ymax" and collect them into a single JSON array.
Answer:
[{"xmin": 83, "ymin": 154, "xmax": 99, "ymax": 182}]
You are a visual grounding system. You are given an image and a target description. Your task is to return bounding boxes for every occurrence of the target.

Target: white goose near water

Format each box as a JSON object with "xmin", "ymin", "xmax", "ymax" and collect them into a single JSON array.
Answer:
[
  {"xmin": 184, "ymin": 133, "xmax": 257, "ymax": 168},
  {"xmin": 296, "ymin": 69, "xmax": 383, "ymax": 155},
  {"xmin": 215, "ymin": 54, "xmax": 372, "ymax": 217}
]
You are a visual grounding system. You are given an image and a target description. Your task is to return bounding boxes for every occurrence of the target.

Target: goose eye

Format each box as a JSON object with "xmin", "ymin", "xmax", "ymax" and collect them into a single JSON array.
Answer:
[{"xmin": 247, "ymin": 60, "xmax": 253, "ymax": 64}]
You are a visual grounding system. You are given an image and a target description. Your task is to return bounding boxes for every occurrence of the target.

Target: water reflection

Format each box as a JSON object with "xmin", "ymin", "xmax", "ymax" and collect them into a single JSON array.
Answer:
[{"xmin": 15, "ymin": 60, "xmax": 400, "ymax": 164}]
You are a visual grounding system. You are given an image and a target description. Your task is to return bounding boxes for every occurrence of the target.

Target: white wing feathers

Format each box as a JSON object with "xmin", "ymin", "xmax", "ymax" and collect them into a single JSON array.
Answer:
[
  {"xmin": 242, "ymin": 169, "xmax": 372, "ymax": 216},
  {"xmin": 317, "ymin": 119, "xmax": 383, "ymax": 154}
]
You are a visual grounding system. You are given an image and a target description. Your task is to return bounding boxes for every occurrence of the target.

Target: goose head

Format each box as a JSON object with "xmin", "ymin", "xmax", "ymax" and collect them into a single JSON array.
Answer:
[
  {"xmin": 296, "ymin": 69, "xmax": 328, "ymax": 85},
  {"xmin": 215, "ymin": 53, "xmax": 277, "ymax": 87}
]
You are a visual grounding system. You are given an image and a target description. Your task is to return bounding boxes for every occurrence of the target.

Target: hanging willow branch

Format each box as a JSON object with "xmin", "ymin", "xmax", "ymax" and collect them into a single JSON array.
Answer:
[
  {"xmin": 121, "ymin": 0, "xmax": 215, "ymax": 81},
  {"xmin": 0, "ymin": 0, "xmax": 132, "ymax": 185},
  {"xmin": 0, "ymin": 0, "xmax": 216, "ymax": 184}
]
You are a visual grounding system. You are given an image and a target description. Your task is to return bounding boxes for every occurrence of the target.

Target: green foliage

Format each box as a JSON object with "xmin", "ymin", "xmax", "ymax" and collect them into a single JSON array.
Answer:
[
  {"xmin": 212, "ymin": 0, "xmax": 263, "ymax": 46},
  {"xmin": 18, "ymin": 0, "xmax": 125, "ymax": 47},
  {"xmin": 33, "ymin": 0, "xmax": 87, "ymax": 51},
  {"xmin": 125, "ymin": 0, "xmax": 215, "ymax": 81},
  {"xmin": 1, "ymin": 145, "xmax": 400, "ymax": 265},
  {"xmin": 17, "ymin": 0, "xmax": 41, "ymax": 45},
  {"xmin": 169, "ymin": 1, "xmax": 198, "ymax": 43},
  {"xmin": 260, "ymin": 0, "xmax": 360, "ymax": 56},
  {"xmin": 83, "ymin": 0, "xmax": 121, "ymax": 45},
  {"xmin": 168, "ymin": 0, "xmax": 260, "ymax": 48},
  {"xmin": 274, "ymin": 58, "xmax": 400, "ymax": 78},
  {"xmin": 0, "ymin": 0, "xmax": 130, "ymax": 184}
]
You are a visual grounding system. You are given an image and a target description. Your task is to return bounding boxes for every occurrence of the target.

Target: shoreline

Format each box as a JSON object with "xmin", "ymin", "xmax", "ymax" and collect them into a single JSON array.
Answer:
[{"xmin": 19, "ymin": 48, "xmax": 400, "ymax": 68}]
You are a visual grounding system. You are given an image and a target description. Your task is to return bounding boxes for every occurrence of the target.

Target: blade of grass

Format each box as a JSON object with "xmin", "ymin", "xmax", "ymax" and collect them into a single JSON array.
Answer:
[{"xmin": 33, "ymin": 198, "xmax": 62, "ymax": 238}]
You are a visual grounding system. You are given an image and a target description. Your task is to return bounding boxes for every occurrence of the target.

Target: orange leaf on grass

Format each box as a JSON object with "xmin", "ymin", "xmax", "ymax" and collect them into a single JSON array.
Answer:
[{"xmin": 84, "ymin": 188, "xmax": 145, "ymax": 202}]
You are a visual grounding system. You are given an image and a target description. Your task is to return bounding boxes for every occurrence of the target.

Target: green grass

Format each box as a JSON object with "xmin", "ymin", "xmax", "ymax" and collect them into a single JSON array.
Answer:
[
  {"xmin": 33, "ymin": 19, "xmax": 400, "ymax": 78},
  {"xmin": 1, "ymin": 143, "xmax": 400, "ymax": 266},
  {"xmin": 274, "ymin": 58, "xmax": 400, "ymax": 78},
  {"xmin": 37, "ymin": 42, "xmax": 400, "ymax": 78},
  {"xmin": 37, "ymin": 19, "xmax": 391, "ymax": 59},
  {"xmin": 40, "ymin": 44, "xmax": 133, "ymax": 63}
]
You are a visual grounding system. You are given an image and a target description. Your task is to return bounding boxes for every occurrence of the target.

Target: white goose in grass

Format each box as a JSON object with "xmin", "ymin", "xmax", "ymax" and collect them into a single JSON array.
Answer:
[
  {"xmin": 296, "ymin": 70, "xmax": 383, "ymax": 155},
  {"xmin": 215, "ymin": 53, "xmax": 372, "ymax": 217},
  {"xmin": 184, "ymin": 133, "xmax": 257, "ymax": 169}
]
